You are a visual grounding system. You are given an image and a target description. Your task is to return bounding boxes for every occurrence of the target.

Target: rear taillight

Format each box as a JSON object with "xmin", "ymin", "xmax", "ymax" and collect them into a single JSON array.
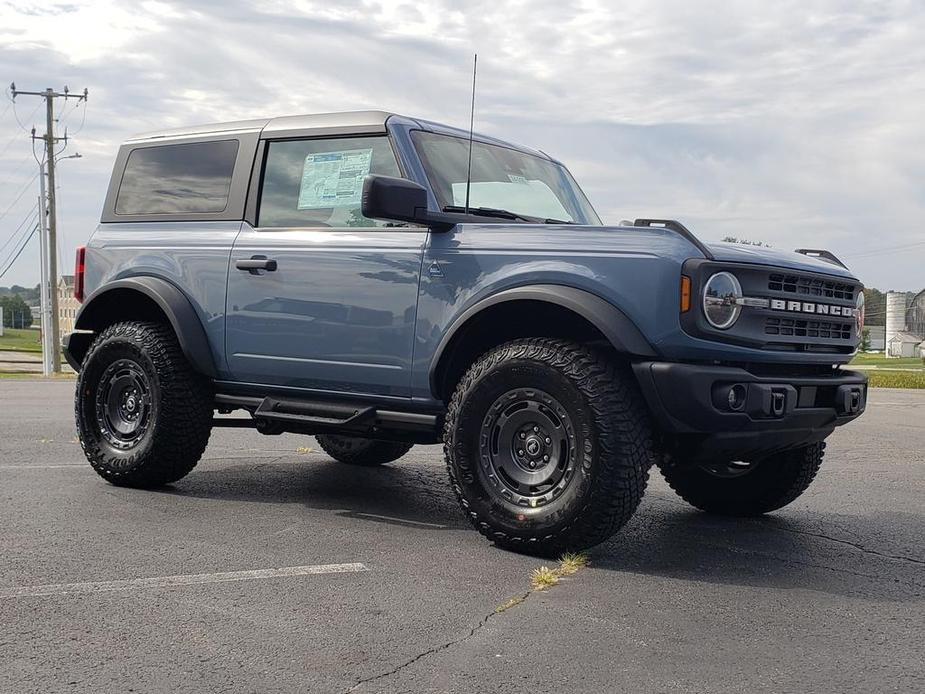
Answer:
[{"xmin": 74, "ymin": 246, "xmax": 86, "ymax": 303}]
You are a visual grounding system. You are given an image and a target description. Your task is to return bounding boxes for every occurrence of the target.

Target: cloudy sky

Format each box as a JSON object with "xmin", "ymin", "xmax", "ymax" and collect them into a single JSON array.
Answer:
[{"xmin": 1, "ymin": 0, "xmax": 923, "ymax": 290}]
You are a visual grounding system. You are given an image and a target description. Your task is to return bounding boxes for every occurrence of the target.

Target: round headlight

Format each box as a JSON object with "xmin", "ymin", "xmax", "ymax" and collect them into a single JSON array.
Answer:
[
  {"xmin": 856, "ymin": 290, "xmax": 865, "ymax": 334},
  {"xmin": 703, "ymin": 272, "xmax": 743, "ymax": 330}
]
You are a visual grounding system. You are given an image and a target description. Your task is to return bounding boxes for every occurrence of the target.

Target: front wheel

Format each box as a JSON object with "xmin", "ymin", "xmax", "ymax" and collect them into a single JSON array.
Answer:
[
  {"xmin": 75, "ymin": 321, "xmax": 213, "ymax": 488},
  {"xmin": 658, "ymin": 442, "xmax": 826, "ymax": 516},
  {"xmin": 444, "ymin": 338, "xmax": 655, "ymax": 556}
]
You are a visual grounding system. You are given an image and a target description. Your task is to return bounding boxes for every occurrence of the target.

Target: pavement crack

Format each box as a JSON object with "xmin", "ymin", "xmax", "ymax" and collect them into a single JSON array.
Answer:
[
  {"xmin": 345, "ymin": 554, "xmax": 589, "ymax": 692},
  {"xmin": 344, "ymin": 601, "xmax": 516, "ymax": 693},
  {"xmin": 767, "ymin": 524, "xmax": 925, "ymax": 568}
]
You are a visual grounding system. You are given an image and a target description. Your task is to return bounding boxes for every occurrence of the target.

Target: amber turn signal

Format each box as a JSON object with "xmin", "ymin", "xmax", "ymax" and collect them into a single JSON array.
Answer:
[{"xmin": 680, "ymin": 275, "xmax": 692, "ymax": 313}]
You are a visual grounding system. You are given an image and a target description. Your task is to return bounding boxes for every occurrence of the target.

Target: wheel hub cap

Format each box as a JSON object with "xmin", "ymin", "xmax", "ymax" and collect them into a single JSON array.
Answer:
[
  {"xmin": 479, "ymin": 388, "xmax": 577, "ymax": 507},
  {"xmin": 95, "ymin": 359, "xmax": 152, "ymax": 450}
]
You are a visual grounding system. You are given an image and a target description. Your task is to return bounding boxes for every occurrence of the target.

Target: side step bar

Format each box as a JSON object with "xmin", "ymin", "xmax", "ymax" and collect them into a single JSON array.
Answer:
[{"xmin": 213, "ymin": 393, "xmax": 439, "ymax": 437}]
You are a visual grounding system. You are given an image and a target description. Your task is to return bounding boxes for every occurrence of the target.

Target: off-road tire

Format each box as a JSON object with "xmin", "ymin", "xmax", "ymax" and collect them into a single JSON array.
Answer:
[
  {"xmin": 75, "ymin": 321, "xmax": 213, "ymax": 488},
  {"xmin": 658, "ymin": 442, "xmax": 826, "ymax": 516},
  {"xmin": 444, "ymin": 338, "xmax": 655, "ymax": 556},
  {"xmin": 316, "ymin": 435, "xmax": 413, "ymax": 466}
]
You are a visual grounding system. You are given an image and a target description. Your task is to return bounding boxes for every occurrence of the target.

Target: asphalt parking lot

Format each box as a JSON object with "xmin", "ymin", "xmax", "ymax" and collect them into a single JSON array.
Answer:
[{"xmin": 1, "ymin": 381, "xmax": 922, "ymax": 693}]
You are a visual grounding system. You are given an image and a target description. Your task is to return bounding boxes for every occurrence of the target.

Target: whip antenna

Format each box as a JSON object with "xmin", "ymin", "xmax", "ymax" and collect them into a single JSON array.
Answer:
[{"xmin": 464, "ymin": 53, "xmax": 477, "ymax": 216}]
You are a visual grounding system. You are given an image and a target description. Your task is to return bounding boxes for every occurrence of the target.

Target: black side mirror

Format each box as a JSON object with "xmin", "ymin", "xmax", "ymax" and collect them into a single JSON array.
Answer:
[
  {"xmin": 361, "ymin": 175, "xmax": 458, "ymax": 230},
  {"xmin": 361, "ymin": 175, "xmax": 428, "ymax": 225}
]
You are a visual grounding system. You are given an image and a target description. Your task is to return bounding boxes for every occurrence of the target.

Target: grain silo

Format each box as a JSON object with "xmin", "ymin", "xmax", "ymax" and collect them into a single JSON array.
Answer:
[{"xmin": 885, "ymin": 291, "xmax": 910, "ymax": 358}]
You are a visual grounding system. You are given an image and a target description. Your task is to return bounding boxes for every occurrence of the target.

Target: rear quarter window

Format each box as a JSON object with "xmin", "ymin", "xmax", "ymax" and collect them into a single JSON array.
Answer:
[{"xmin": 115, "ymin": 140, "xmax": 239, "ymax": 215}]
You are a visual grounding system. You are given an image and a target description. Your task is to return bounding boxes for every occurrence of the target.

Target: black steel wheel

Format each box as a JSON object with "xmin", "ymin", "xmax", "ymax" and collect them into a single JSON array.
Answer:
[
  {"xmin": 95, "ymin": 359, "xmax": 153, "ymax": 451},
  {"xmin": 76, "ymin": 321, "xmax": 213, "ymax": 488},
  {"xmin": 445, "ymin": 338, "xmax": 655, "ymax": 556},
  {"xmin": 478, "ymin": 388, "xmax": 578, "ymax": 507},
  {"xmin": 658, "ymin": 442, "xmax": 826, "ymax": 516}
]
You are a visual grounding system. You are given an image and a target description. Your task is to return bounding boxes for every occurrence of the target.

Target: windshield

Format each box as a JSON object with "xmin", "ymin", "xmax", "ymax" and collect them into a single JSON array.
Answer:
[{"xmin": 411, "ymin": 131, "xmax": 601, "ymax": 225}]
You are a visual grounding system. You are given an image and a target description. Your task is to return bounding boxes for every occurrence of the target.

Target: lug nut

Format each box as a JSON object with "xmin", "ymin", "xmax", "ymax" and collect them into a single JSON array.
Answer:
[
  {"xmin": 520, "ymin": 432, "xmax": 526, "ymax": 439},
  {"xmin": 533, "ymin": 426, "xmax": 539, "ymax": 433},
  {"xmin": 545, "ymin": 437, "xmax": 551, "ymax": 444},
  {"xmin": 517, "ymin": 449, "xmax": 524, "ymax": 457},
  {"xmin": 529, "ymin": 461, "xmax": 536, "ymax": 469},
  {"xmin": 543, "ymin": 455, "xmax": 549, "ymax": 462}
]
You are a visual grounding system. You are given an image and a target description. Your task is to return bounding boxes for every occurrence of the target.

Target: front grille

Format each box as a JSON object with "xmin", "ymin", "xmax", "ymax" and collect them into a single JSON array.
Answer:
[
  {"xmin": 768, "ymin": 273, "xmax": 855, "ymax": 301},
  {"xmin": 764, "ymin": 317, "xmax": 853, "ymax": 340}
]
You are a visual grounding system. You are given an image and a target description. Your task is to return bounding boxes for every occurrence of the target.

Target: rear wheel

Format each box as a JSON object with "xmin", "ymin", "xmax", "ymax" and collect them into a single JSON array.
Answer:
[
  {"xmin": 75, "ymin": 321, "xmax": 213, "ymax": 488},
  {"xmin": 658, "ymin": 442, "xmax": 826, "ymax": 516},
  {"xmin": 315, "ymin": 434, "xmax": 413, "ymax": 466},
  {"xmin": 444, "ymin": 338, "xmax": 655, "ymax": 556}
]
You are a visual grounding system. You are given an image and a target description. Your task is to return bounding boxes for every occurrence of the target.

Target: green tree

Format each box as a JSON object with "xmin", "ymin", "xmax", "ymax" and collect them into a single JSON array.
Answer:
[
  {"xmin": 0, "ymin": 294, "xmax": 33, "ymax": 329},
  {"xmin": 863, "ymin": 287, "xmax": 885, "ymax": 327}
]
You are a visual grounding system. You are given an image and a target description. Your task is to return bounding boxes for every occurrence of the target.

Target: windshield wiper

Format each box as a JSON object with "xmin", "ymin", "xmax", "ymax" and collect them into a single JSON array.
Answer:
[{"xmin": 442, "ymin": 205, "xmax": 540, "ymax": 223}]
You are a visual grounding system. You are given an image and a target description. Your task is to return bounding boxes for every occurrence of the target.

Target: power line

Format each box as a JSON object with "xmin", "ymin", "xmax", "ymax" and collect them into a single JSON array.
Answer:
[
  {"xmin": 0, "ymin": 150, "xmax": 36, "ymax": 187},
  {"xmin": 843, "ymin": 240, "xmax": 925, "ymax": 260},
  {"xmin": 0, "ymin": 223, "xmax": 38, "ymax": 279},
  {"xmin": 10, "ymin": 100, "xmax": 41, "ymax": 133},
  {"xmin": 0, "ymin": 203, "xmax": 39, "ymax": 258},
  {"xmin": 0, "ymin": 171, "xmax": 39, "ymax": 223}
]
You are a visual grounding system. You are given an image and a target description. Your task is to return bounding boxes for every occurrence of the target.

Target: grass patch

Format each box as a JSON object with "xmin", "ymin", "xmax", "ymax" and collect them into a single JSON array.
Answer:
[
  {"xmin": 497, "ymin": 552, "xmax": 593, "ymax": 613},
  {"xmin": 0, "ymin": 372, "xmax": 75, "ymax": 380},
  {"xmin": 495, "ymin": 594, "xmax": 527, "ymax": 613},
  {"xmin": 530, "ymin": 566, "xmax": 560, "ymax": 591},
  {"xmin": 851, "ymin": 353, "xmax": 922, "ymax": 367},
  {"xmin": 866, "ymin": 370, "xmax": 925, "ymax": 389},
  {"xmin": 0, "ymin": 328, "xmax": 43, "ymax": 353},
  {"xmin": 557, "ymin": 552, "xmax": 589, "ymax": 576}
]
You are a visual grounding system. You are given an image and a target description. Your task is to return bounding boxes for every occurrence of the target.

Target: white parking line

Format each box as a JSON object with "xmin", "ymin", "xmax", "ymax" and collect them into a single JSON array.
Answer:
[
  {"xmin": 0, "ymin": 563, "xmax": 368, "ymax": 599},
  {"xmin": 352, "ymin": 512, "xmax": 447, "ymax": 529},
  {"xmin": 0, "ymin": 464, "xmax": 85, "ymax": 469}
]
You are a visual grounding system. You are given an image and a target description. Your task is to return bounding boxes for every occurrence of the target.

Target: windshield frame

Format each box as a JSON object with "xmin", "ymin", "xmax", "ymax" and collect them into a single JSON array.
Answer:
[{"xmin": 409, "ymin": 129, "xmax": 602, "ymax": 226}]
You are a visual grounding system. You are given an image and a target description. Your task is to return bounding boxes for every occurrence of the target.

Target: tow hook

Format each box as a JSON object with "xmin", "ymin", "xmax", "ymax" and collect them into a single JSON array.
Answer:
[{"xmin": 836, "ymin": 385, "xmax": 865, "ymax": 416}]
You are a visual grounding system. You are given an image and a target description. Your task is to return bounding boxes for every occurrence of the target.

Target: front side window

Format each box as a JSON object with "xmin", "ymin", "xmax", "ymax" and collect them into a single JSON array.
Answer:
[
  {"xmin": 411, "ymin": 131, "xmax": 601, "ymax": 225},
  {"xmin": 115, "ymin": 140, "xmax": 239, "ymax": 215},
  {"xmin": 258, "ymin": 136, "xmax": 402, "ymax": 228}
]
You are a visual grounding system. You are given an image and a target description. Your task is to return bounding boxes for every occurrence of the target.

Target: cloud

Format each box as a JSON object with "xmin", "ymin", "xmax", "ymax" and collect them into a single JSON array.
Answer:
[{"xmin": 0, "ymin": 0, "xmax": 923, "ymax": 289}]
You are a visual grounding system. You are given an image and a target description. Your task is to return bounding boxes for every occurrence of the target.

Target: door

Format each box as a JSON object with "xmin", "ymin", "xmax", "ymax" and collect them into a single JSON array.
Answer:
[{"xmin": 225, "ymin": 135, "xmax": 427, "ymax": 397}]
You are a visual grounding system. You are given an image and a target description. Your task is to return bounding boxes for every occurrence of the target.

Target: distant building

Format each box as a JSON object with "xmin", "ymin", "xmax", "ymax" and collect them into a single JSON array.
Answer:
[
  {"xmin": 58, "ymin": 275, "xmax": 78, "ymax": 335},
  {"xmin": 884, "ymin": 289, "xmax": 925, "ymax": 357},
  {"xmin": 887, "ymin": 331, "xmax": 923, "ymax": 359},
  {"xmin": 907, "ymin": 289, "xmax": 925, "ymax": 338}
]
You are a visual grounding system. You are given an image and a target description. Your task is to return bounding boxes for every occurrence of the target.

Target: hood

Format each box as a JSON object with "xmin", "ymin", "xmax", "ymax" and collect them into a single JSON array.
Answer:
[{"xmin": 705, "ymin": 242, "xmax": 857, "ymax": 280}]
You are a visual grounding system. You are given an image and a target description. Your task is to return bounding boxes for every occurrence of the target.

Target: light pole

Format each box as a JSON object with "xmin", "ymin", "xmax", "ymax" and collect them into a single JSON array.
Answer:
[{"xmin": 37, "ymin": 152, "xmax": 81, "ymax": 376}]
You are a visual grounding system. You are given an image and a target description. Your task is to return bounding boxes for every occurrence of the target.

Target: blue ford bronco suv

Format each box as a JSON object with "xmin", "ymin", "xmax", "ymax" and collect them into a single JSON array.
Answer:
[{"xmin": 65, "ymin": 111, "xmax": 867, "ymax": 556}]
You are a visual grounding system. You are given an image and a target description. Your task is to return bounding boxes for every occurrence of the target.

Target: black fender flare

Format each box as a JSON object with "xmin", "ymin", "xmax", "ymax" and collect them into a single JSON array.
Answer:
[
  {"xmin": 429, "ymin": 284, "xmax": 657, "ymax": 394},
  {"xmin": 66, "ymin": 276, "xmax": 217, "ymax": 378}
]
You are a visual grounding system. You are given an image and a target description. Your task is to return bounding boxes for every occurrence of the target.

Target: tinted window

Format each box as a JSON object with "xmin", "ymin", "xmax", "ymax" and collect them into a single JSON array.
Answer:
[
  {"xmin": 115, "ymin": 140, "xmax": 239, "ymax": 215},
  {"xmin": 259, "ymin": 136, "xmax": 402, "ymax": 228}
]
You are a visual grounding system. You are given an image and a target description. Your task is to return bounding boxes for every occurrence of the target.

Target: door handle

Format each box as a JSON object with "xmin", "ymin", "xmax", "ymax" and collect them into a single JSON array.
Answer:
[{"xmin": 236, "ymin": 256, "xmax": 277, "ymax": 274}]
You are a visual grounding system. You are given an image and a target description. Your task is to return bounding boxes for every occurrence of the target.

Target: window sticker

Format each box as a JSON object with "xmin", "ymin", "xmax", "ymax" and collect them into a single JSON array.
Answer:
[{"xmin": 297, "ymin": 148, "xmax": 373, "ymax": 209}]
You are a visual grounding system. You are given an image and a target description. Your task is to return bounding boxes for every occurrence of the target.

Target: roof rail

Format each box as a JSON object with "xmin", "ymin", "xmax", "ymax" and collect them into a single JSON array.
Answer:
[
  {"xmin": 794, "ymin": 248, "xmax": 848, "ymax": 269},
  {"xmin": 633, "ymin": 219, "xmax": 715, "ymax": 260}
]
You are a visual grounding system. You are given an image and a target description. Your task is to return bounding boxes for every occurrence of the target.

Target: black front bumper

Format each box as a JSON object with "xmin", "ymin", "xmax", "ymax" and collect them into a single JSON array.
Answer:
[{"xmin": 633, "ymin": 362, "xmax": 867, "ymax": 461}]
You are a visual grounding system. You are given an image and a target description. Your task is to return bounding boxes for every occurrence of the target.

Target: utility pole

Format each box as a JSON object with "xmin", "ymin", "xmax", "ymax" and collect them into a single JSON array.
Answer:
[{"xmin": 10, "ymin": 83, "xmax": 88, "ymax": 372}]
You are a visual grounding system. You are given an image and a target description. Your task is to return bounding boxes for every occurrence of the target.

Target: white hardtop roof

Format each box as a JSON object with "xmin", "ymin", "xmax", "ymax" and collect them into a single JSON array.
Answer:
[{"xmin": 125, "ymin": 110, "xmax": 396, "ymax": 143}]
